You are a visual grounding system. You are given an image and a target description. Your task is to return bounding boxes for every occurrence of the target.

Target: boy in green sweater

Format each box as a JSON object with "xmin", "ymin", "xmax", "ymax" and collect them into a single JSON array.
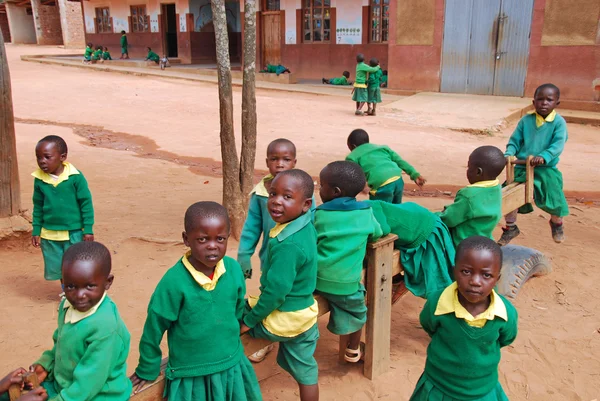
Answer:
[
  {"xmin": 346, "ymin": 129, "xmax": 426, "ymax": 204},
  {"xmin": 120, "ymin": 30, "xmax": 129, "ymax": 59},
  {"xmin": 438, "ymin": 146, "xmax": 505, "ymax": 248},
  {"xmin": 240, "ymin": 170, "xmax": 319, "ymax": 401},
  {"xmin": 145, "ymin": 47, "xmax": 160, "ymax": 64},
  {"xmin": 314, "ymin": 161, "xmax": 382, "ymax": 362},
  {"xmin": 322, "ymin": 71, "xmax": 351, "ymax": 85},
  {"xmin": 31, "ymin": 135, "xmax": 94, "ymax": 285},
  {"xmin": 131, "ymin": 202, "xmax": 262, "ymax": 400},
  {"xmin": 366, "ymin": 58, "xmax": 382, "ymax": 116},
  {"xmin": 91, "ymin": 46, "xmax": 103, "ymax": 63},
  {"xmin": 30, "ymin": 241, "xmax": 132, "ymax": 401},
  {"xmin": 102, "ymin": 46, "xmax": 112, "ymax": 61},
  {"xmin": 352, "ymin": 53, "xmax": 380, "ymax": 115},
  {"xmin": 410, "ymin": 236, "xmax": 518, "ymax": 401},
  {"xmin": 0, "ymin": 369, "xmax": 47, "ymax": 401},
  {"xmin": 83, "ymin": 43, "xmax": 93, "ymax": 63},
  {"xmin": 498, "ymin": 83, "xmax": 569, "ymax": 245}
]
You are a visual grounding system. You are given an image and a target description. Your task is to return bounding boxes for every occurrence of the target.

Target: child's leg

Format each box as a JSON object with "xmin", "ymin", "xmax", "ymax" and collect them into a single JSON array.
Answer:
[
  {"xmin": 355, "ymin": 101, "xmax": 361, "ymax": 110},
  {"xmin": 549, "ymin": 215, "xmax": 565, "ymax": 243},
  {"xmin": 41, "ymin": 239, "xmax": 66, "ymax": 281},
  {"xmin": 498, "ymin": 210, "xmax": 520, "ymax": 246},
  {"xmin": 371, "ymin": 103, "xmax": 377, "ymax": 115},
  {"xmin": 299, "ymin": 384, "xmax": 319, "ymax": 401}
]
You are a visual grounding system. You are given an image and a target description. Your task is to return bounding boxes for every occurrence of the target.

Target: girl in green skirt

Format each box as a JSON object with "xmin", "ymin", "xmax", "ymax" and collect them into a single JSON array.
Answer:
[
  {"xmin": 352, "ymin": 53, "xmax": 380, "ymax": 115},
  {"xmin": 366, "ymin": 58, "xmax": 383, "ymax": 116}
]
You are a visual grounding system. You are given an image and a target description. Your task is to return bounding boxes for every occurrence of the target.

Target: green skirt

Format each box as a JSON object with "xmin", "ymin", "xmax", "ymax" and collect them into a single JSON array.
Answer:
[
  {"xmin": 167, "ymin": 356, "xmax": 262, "ymax": 401},
  {"xmin": 399, "ymin": 217, "xmax": 455, "ymax": 299},
  {"xmin": 410, "ymin": 374, "xmax": 508, "ymax": 401},
  {"xmin": 512, "ymin": 167, "xmax": 569, "ymax": 217},
  {"xmin": 352, "ymin": 87, "xmax": 368, "ymax": 102},
  {"xmin": 367, "ymin": 86, "xmax": 382, "ymax": 103}
]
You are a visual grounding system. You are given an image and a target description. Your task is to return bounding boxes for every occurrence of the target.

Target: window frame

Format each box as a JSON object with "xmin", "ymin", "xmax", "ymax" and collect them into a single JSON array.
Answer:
[
  {"xmin": 302, "ymin": 0, "xmax": 331, "ymax": 44},
  {"xmin": 369, "ymin": 0, "xmax": 389, "ymax": 44},
  {"xmin": 130, "ymin": 5, "xmax": 149, "ymax": 33},
  {"xmin": 95, "ymin": 7, "xmax": 112, "ymax": 34}
]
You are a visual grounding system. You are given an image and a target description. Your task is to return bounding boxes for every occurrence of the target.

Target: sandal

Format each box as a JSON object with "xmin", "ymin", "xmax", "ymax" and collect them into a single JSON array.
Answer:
[
  {"xmin": 392, "ymin": 281, "xmax": 409, "ymax": 305},
  {"xmin": 344, "ymin": 342, "xmax": 364, "ymax": 363},
  {"xmin": 355, "ymin": 110, "xmax": 364, "ymax": 116}
]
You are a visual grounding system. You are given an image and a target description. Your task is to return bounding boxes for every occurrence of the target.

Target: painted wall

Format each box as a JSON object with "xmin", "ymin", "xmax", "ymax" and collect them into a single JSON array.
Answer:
[{"xmin": 5, "ymin": 3, "xmax": 36, "ymax": 44}]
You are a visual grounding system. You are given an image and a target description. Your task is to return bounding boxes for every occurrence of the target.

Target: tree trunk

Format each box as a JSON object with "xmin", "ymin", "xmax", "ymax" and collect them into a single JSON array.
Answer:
[{"xmin": 0, "ymin": 31, "xmax": 21, "ymax": 217}]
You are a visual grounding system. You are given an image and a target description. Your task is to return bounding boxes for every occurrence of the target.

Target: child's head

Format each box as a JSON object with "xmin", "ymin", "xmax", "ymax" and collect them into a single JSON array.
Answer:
[
  {"xmin": 96, "ymin": 45, "xmax": 102, "ymax": 50},
  {"xmin": 369, "ymin": 58, "xmax": 379, "ymax": 67},
  {"xmin": 342, "ymin": 71, "xmax": 350, "ymax": 79},
  {"xmin": 347, "ymin": 129, "xmax": 369, "ymax": 151},
  {"xmin": 35, "ymin": 135, "xmax": 68, "ymax": 175},
  {"xmin": 62, "ymin": 241, "xmax": 113, "ymax": 312},
  {"xmin": 147, "ymin": 47, "xmax": 152, "ymax": 52},
  {"xmin": 466, "ymin": 145, "xmax": 505, "ymax": 184},
  {"xmin": 266, "ymin": 138, "xmax": 297, "ymax": 177},
  {"xmin": 87, "ymin": 42, "xmax": 92, "ymax": 48},
  {"xmin": 454, "ymin": 236, "xmax": 502, "ymax": 305},
  {"xmin": 183, "ymin": 201, "xmax": 230, "ymax": 269},
  {"xmin": 533, "ymin": 83, "xmax": 560, "ymax": 118},
  {"xmin": 121, "ymin": 30, "xmax": 126, "ymax": 34},
  {"xmin": 356, "ymin": 53, "xmax": 365, "ymax": 63},
  {"xmin": 319, "ymin": 161, "xmax": 366, "ymax": 203},
  {"xmin": 268, "ymin": 169, "xmax": 314, "ymax": 223}
]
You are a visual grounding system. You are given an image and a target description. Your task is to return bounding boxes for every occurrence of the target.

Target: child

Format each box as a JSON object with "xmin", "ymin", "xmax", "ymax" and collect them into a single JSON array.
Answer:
[
  {"xmin": 83, "ymin": 43, "xmax": 93, "ymax": 63},
  {"xmin": 260, "ymin": 64, "xmax": 291, "ymax": 75},
  {"xmin": 159, "ymin": 54, "xmax": 169, "ymax": 70},
  {"xmin": 438, "ymin": 146, "xmax": 504, "ymax": 248},
  {"xmin": 366, "ymin": 58, "xmax": 382, "ymax": 116},
  {"xmin": 120, "ymin": 30, "xmax": 129, "ymax": 59},
  {"xmin": 322, "ymin": 71, "xmax": 351, "ymax": 85},
  {"xmin": 31, "ymin": 135, "xmax": 94, "ymax": 284},
  {"xmin": 241, "ymin": 170, "xmax": 319, "ymax": 401},
  {"xmin": 346, "ymin": 129, "xmax": 426, "ymax": 204},
  {"xmin": 131, "ymin": 202, "xmax": 262, "ymax": 401},
  {"xmin": 314, "ymin": 161, "xmax": 382, "ymax": 362},
  {"xmin": 102, "ymin": 47, "xmax": 112, "ymax": 61},
  {"xmin": 145, "ymin": 47, "xmax": 160, "ymax": 64},
  {"xmin": 409, "ymin": 236, "xmax": 518, "ymax": 401},
  {"xmin": 380, "ymin": 70, "xmax": 388, "ymax": 88},
  {"xmin": 498, "ymin": 83, "xmax": 569, "ymax": 245},
  {"xmin": 30, "ymin": 241, "xmax": 132, "ymax": 401},
  {"xmin": 0, "ymin": 369, "xmax": 47, "ymax": 401},
  {"xmin": 352, "ymin": 53, "xmax": 380, "ymax": 116}
]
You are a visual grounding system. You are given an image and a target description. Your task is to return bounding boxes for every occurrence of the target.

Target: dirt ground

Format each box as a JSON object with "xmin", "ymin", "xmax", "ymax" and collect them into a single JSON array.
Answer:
[{"xmin": 1, "ymin": 45, "xmax": 599, "ymax": 401}]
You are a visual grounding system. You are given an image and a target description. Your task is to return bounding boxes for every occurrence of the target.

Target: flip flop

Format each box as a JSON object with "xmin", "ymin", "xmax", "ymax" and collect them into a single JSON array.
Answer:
[{"xmin": 344, "ymin": 342, "xmax": 365, "ymax": 363}]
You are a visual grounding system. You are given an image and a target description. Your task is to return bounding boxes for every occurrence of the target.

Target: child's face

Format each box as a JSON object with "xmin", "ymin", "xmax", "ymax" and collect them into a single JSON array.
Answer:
[
  {"xmin": 318, "ymin": 171, "xmax": 340, "ymax": 203},
  {"xmin": 533, "ymin": 87, "xmax": 560, "ymax": 118},
  {"xmin": 266, "ymin": 144, "xmax": 296, "ymax": 177},
  {"xmin": 62, "ymin": 260, "xmax": 113, "ymax": 312},
  {"xmin": 454, "ymin": 248, "xmax": 501, "ymax": 306},
  {"xmin": 35, "ymin": 141, "xmax": 66, "ymax": 175},
  {"xmin": 268, "ymin": 175, "xmax": 312, "ymax": 223},
  {"xmin": 182, "ymin": 216, "xmax": 229, "ymax": 269}
]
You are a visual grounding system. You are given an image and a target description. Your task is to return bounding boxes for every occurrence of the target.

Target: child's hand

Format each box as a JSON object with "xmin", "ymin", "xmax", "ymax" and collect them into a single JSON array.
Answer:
[
  {"xmin": 16, "ymin": 387, "xmax": 48, "ymax": 401},
  {"xmin": 28, "ymin": 365, "xmax": 47, "ymax": 385},
  {"xmin": 83, "ymin": 234, "xmax": 94, "ymax": 242},
  {"xmin": 414, "ymin": 176, "xmax": 427, "ymax": 189},
  {"xmin": 31, "ymin": 236, "xmax": 41, "ymax": 248},
  {"xmin": 129, "ymin": 373, "xmax": 148, "ymax": 394},
  {"xmin": 0, "ymin": 367, "xmax": 27, "ymax": 394},
  {"xmin": 531, "ymin": 156, "xmax": 545, "ymax": 166},
  {"xmin": 240, "ymin": 323, "xmax": 251, "ymax": 335}
]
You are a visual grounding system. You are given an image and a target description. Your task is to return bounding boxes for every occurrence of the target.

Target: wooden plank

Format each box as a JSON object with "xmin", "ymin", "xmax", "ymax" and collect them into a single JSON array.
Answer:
[
  {"xmin": 505, "ymin": 155, "xmax": 515, "ymax": 184},
  {"xmin": 392, "ymin": 249, "xmax": 403, "ymax": 275},
  {"xmin": 525, "ymin": 155, "xmax": 534, "ymax": 204},
  {"xmin": 502, "ymin": 185, "xmax": 526, "ymax": 216}
]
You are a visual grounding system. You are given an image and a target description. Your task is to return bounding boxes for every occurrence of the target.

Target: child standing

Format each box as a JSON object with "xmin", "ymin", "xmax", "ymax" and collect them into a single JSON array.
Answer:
[
  {"xmin": 498, "ymin": 83, "xmax": 569, "ymax": 245},
  {"xmin": 366, "ymin": 58, "xmax": 382, "ymax": 116},
  {"xmin": 322, "ymin": 71, "xmax": 351, "ymax": 85},
  {"xmin": 102, "ymin": 47, "xmax": 112, "ymax": 61},
  {"xmin": 438, "ymin": 146, "xmax": 505, "ymax": 248},
  {"xmin": 131, "ymin": 202, "xmax": 262, "ymax": 401},
  {"xmin": 409, "ymin": 236, "xmax": 518, "ymax": 401},
  {"xmin": 352, "ymin": 54, "xmax": 380, "ymax": 115},
  {"xmin": 145, "ymin": 47, "xmax": 160, "ymax": 64},
  {"xmin": 31, "ymin": 135, "xmax": 94, "ymax": 284},
  {"xmin": 346, "ymin": 129, "xmax": 426, "ymax": 204},
  {"xmin": 314, "ymin": 161, "xmax": 382, "ymax": 362},
  {"xmin": 241, "ymin": 170, "xmax": 320, "ymax": 401},
  {"xmin": 120, "ymin": 30, "xmax": 129, "ymax": 59},
  {"xmin": 30, "ymin": 241, "xmax": 132, "ymax": 401}
]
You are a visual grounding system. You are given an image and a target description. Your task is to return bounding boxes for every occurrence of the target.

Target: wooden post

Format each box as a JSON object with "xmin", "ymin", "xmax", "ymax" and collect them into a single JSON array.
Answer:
[
  {"xmin": 525, "ymin": 155, "xmax": 534, "ymax": 205},
  {"xmin": 505, "ymin": 156, "xmax": 515, "ymax": 185}
]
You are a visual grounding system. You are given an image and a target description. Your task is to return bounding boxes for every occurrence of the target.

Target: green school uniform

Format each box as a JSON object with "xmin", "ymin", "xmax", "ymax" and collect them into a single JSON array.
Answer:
[
  {"xmin": 102, "ymin": 51, "xmax": 112, "ymax": 60},
  {"xmin": 92, "ymin": 49, "xmax": 102, "ymax": 60},
  {"xmin": 146, "ymin": 50, "xmax": 160, "ymax": 62},
  {"xmin": 83, "ymin": 46, "xmax": 92, "ymax": 61},
  {"xmin": 329, "ymin": 76, "xmax": 349, "ymax": 85},
  {"xmin": 120, "ymin": 34, "xmax": 128, "ymax": 54},
  {"xmin": 353, "ymin": 62, "xmax": 379, "ymax": 102},
  {"xmin": 381, "ymin": 74, "xmax": 388, "ymax": 86},
  {"xmin": 367, "ymin": 69, "xmax": 383, "ymax": 104}
]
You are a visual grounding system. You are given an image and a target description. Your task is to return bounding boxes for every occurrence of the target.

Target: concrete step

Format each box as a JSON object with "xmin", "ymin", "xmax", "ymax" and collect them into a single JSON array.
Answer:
[{"xmin": 560, "ymin": 109, "xmax": 600, "ymax": 126}]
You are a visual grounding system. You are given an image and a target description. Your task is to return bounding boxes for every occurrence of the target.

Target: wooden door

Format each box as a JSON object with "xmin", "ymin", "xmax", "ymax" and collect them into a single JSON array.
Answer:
[{"xmin": 262, "ymin": 11, "xmax": 281, "ymax": 66}]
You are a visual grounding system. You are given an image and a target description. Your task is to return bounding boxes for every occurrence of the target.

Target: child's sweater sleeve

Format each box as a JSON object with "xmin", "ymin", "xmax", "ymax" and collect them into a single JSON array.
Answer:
[
  {"xmin": 32, "ymin": 179, "xmax": 44, "ymax": 236},
  {"xmin": 387, "ymin": 147, "xmax": 420, "ymax": 180},
  {"xmin": 34, "ymin": 327, "xmax": 57, "ymax": 373},
  {"xmin": 538, "ymin": 119, "xmax": 568, "ymax": 164},
  {"xmin": 237, "ymin": 195, "xmax": 263, "ymax": 278},
  {"xmin": 437, "ymin": 191, "xmax": 471, "ymax": 228},
  {"xmin": 235, "ymin": 263, "xmax": 247, "ymax": 321},
  {"xmin": 498, "ymin": 300, "xmax": 518, "ymax": 348},
  {"xmin": 75, "ymin": 174, "xmax": 94, "ymax": 235},
  {"xmin": 505, "ymin": 120, "xmax": 524, "ymax": 157},
  {"xmin": 419, "ymin": 297, "xmax": 437, "ymax": 337},
  {"xmin": 369, "ymin": 211, "xmax": 383, "ymax": 242}
]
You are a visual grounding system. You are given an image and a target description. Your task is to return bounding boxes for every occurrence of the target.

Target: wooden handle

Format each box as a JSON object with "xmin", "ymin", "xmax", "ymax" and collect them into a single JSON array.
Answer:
[
  {"xmin": 9, "ymin": 373, "xmax": 40, "ymax": 401},
  {"xmin": 511, "ymin": 159, "xmax": 528, "ymax": 165}
]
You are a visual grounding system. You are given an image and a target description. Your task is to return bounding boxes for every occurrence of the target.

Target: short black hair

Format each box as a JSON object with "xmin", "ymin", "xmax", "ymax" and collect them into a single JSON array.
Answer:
[
  {"xmin": 267, "ymin": 138, "xmax": 296, "ymax": 157},
  {"xmin": 456, "ymin": 236, "xmax": 503, "ymax": 267},
  {"xmin": 369, "ymin": 58, "xmax": 379, "ymax": 67},
  {"xmin": 534, "ymin": 83, "xmax": 560, "ymax": 99},
  {"xmin": 38, "ymin": 135, "xmax": 68, "ymax": 154},
  {"xmin": 321, "ymin": 161, "xmax": 366, "ymax": 198},
  {"xmin": 348, "ymin": 129, "xmax": 370, "ymax": 147},
  {"xmin": 63, "ymin": 241, "xmax": 112, "ymax": 277},
  {"xmin": 184, "ymin": 201, "xmax": 230, "ymax": 233},
  {"xmin": 121, "ymin": 30, "xmax": 126, "ymax": 34},
  {"xmin": 87, "ymin": 42, "xmax": 93, "ymax": 47},
  {"xmin": 274, "ymin": 169, "xmax": 314, "ymax": 199},
  {"xmin": 356, "ymin": 53, "xmax": 365, "ymax": 63},
  {"xmin": 469, "ymin": 146, "xmax": 505, "ymax": 179},
  {"xmin": 104, "ymin": 47, "xmax": 108, "ymax": 50},
  {"xmin": 343, "ymin": 71, "xmax": 350, "ymax": 78}
]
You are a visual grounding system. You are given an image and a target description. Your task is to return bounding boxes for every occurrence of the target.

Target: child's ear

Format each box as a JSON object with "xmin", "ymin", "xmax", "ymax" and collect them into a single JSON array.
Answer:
[
  {"xmin": 333, "ymin": 186, "xmax": 342, "ymax": 197},
  {"xmin": 60, "ymin": 153, "xmax": 67, "ymax": 162},
  {"xmin": 182, "ymin": 231, "xmax": 189, "ymax": 247},
  {"xmin": 105, "ymin": 274, "xmax": 114, "ymax": 290},
  {"xmin": 302, "ymin": 197, "xmax": 313, "ymax": 213},
  {"xmin": 477, "ymin": 167, "xmax": 483, "ymax": 176},
  {"xmin": 556, "ymin": 99, "xmax": 560, "ymax": 107},
  {"xmin": 291, "ymin": 159, "xmax": 297, "ymax": 168}
]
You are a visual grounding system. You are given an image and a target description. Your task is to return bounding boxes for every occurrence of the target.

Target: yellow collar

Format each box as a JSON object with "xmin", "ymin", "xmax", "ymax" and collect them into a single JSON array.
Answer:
[
  {"xmin": 269, "ymin": 222, "xmax": 290, "ymax": 238},
  {"xmin": 250, "ymin": 174, "xmax": 273, "ymax": 197},
  {"xmin": 535, "ymin": 110, "xmax": 556, "ymax": 128},
  {"xmin": 434, "ymin": 282, "xmax": 507, "ymax": 328},
  {"xmin": 63, "ymin": 292, "xmax": 107, "ymax": 324},
  {"xmin": 32, "ymin": 162, "xmax": 79, "ymax": 187},
  {"xmin": 181, "ymin": 252, "xmax": 226, "ymax": 291},
  {"xmin": 468, "ymin": 179, "xmax": 500, "ymax": 188}
]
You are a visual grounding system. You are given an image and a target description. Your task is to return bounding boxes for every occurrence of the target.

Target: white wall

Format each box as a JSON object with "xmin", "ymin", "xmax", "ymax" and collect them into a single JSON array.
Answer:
[{"xmin": 6, "ymin": 3, "xmax": 36, "ymax": 44}]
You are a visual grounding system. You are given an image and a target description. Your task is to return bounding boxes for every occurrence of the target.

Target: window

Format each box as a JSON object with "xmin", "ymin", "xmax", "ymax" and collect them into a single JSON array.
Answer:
[
  {"xmin": 95, "ymin": 7, "xmax": 112, "ymax": 33},
  {"xmin": 369, "ymin": 0, "xmax": 389, "ymax": 43},
  {"xmin": 265, "ymin": 0, "xmax": 280, "ymax": 11},
  {"xmin": 130, "ymin": 5, "xmax": 149, "ymax": 32},
  {"xmin": 303, "ymin": 0, "xmax": 331, "ymax": 43}
]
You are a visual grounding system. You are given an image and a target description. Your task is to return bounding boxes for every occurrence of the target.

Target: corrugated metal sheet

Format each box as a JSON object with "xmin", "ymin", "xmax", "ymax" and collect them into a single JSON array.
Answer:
[
  {"xmin": 440, "ymin": 0, "xmax": 474, "ymax": 94},
  {"xmin": 466, "ymin": 0, "xmax": 501, "ymax": 94}
]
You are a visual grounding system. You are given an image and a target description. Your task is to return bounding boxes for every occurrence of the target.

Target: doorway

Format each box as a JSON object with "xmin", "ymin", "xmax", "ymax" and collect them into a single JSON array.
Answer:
[
  {"xmin": 261, "ymin": 0, "xmax": 281, "ymax": 66},
  {"xmin": 161, "ymin": 4, "xmax": 178, "ymax": 58}
]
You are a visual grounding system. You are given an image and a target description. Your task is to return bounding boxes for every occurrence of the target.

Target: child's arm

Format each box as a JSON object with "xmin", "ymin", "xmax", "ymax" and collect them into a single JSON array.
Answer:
[
  {"xmin": 31, "ymin": 180, "xmax": 43, "ymax": 247},
  {"xmin": 538, "ymin": 119, "xmax": 568, "ymax": 165},
  {"xmin": 237, "ymin": 195, "xmax": 263, "ymax": 278},
  {"xmin": 369, "ymin": 211, "xmax": 383, "ymax": 242},
  {"xmin": 436, "ymin": 191, "xmax": 471, "ymax": 228},
  {"xmin": 235, "ymin": 262, "xmax": 247, "ymax": 321},
  {"xmin": 74, "ymin": 174, "xmax": 94, "ymax": 241},
  {"xmin": 498, "ymin": 303, "xmax": 518, "ymax": 347},
  {"xmin": 419, "ymin": 297, "xmax": 437, "ymax": 337},
  {"xmin": 387, "ymin": 147, "xmax": 426, "ymax": 186},
  {"xmin": 30, "ymin": 324, "xmax": 59, "ymax": 384},
  {"xmin": 0, "ymin": 368, "xmax": 28, "ymax": 394},
  {"xmin": 505, "ymin": 119, "xmax": 524, "ymax": 157}
]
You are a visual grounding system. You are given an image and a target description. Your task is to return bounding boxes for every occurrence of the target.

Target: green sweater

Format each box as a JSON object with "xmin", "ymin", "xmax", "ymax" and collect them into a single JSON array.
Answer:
[
  {"xmin": 243, "ymin": 212, "xmax": 317, "ymax": 328},
  {"xmin": 329, "ymin": 76, "xmax": 348, "ymax": 85},
  {"xmin": 32, "ymin": 170, "xmax": 94, "ymax": 236},
  {"xmin": 437, "ymin": 184, "xmax": 502, "ymax": 248},
  {"xmin": 355, "ymin": 62, "xmax": 380, "ymax": 85},
  {"xmin": 92, "ymin": 49, "xmax": 102, "ymax": 60},
  {"xmin": 135, "ymin": 256, "xmax": 246, "ymax": 380},
  {"xmin": 367, "ymin": 69, "xmax": 383, "ymax": 88},
  {"xmin": 505, "ymin": 113, "xmax": 567, "ymax": 168},
  {"xmin": 346, "ymin": 143, "xmax": 420, "ymax": 190},
  {"xmin": 146, "ymin": 50, "xmax": 159, "ymax": 62},
  {"xmin": 314, "ymin": 198, "xmax": 382, "ymax": 295},
  {"xmin": 420, "ymin": 289, "xmax": 518, "ymax": 399},
  {"xmin": 102, "ymin": 51, "xmax": 112, "ymax": 60},
  {"xmin": 84, "ymin": 47, "xmax": 92, "ymax": 58},
  {"xmin": 35, "ymin": 296, "xmax": 131, "ymax": 401},
  {"xmin": 120, "ymin": 35, "xmax": 128, "ymax": 48}
]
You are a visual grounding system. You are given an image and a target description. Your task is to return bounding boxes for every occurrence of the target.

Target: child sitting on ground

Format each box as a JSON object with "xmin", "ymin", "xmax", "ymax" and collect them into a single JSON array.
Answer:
[
  {"xmin": 409, "ymin": 236, "xmax": 518, "ymax": 401},
  {"xmin": 366, "ymin": 58, "xmax": 383, "ymax": 116},
  {"xmin": 145, "ymin": 47, "xmax": 160, "ymax": 64},
  {"xmin": 314, "ymin": 161, "xmax": 382, "ymax": 362},
  {"xmin": 31, "ymin": 135, "xmax": 94, "ymax": 288},
  {"xmin": 91, "ymin": 46, "xmax": 103, "ymax": 63},
  {"xmin": 322, "ymin": 71, "xmax": 351, "ymax": 86},
  {"xmin": 0, "ymin": 369, "xmax": 47, "ymax": 401},
  {"xmin": 438, "ymin": 146, "xmax": 504, "ymax": 248},
  {"xmin": 498, "ymin": 83, "xmax": 569, "ymax": 245},
  {"xmin": 30, "ymin": 241, "xmax": 132, "ymax": 401},
  {"xmin": 260, "ymin": 64, "xmax": 291, "ymax": 75},
  {"xmin": 241, "ymin": 170, "xmax": 320, "ymax": 401},
  {"xmin": 102, "ymin": 47, "xmax": 112, "ymax": 61},
  {"xmin": 83, "ymin": 43, "xmax": 93, "ymax": 63},
  {"xmin": 346, "ymin": 129, "xmax": 426, "ymax": 204},
  {"xmin": 120, "ymin": 30, "xmax": 129, "ymax": 59},
  {"xmin": 131, "ymin": 202, "xmax": 262, "ymax": 400},
  {"xmin": 352, "ymin": 53, "xmax": 380, "ymax": 116}
]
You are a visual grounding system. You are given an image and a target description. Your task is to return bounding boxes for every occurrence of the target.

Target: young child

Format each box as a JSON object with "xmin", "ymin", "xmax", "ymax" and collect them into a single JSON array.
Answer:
[
  {"xmin": 83, "ymin": 43, "xmax": 93, "ymax": 63},
  {"xmin": 498, "ymin": 83, "xmax": 569, "ymax": 245},
  {"xmin": 366, "ymin": 58, "xmax": 383, "ymax": 116},
  {"xmin": 0, "ymin": 369, "xmax": 47, "ymax": 401},
  {"xmin": 438, "ymin": 146, "xmax": 505, "ymax": 248},
  {"xmin": 352, "ymin": 53, "xmax": 380, "ymax": 115},
  {"xmin": 260, "ymin": 64, "xmax": 291, "ymax": 75},
  {"xmin": 30, "ymin": 241, "xmax": 132, "ymax": 401},
  {"xmin": 31, "ymin": 135, "xmax": 94, "ymax": 285},
  {"xmin": 409, "ymin": 236, "xmax": 518, "ymax": 401},
  {"xmin": 346, "ymin": 129, "xmax": 426, "ymax": 204},
  {"xmin": 102, "ymin": 47, "xmax": 112, "ymax": 61},
  {"xmin": 120, "ymin": 30, "xmax": 129, "ymax": 59},
  {"xmin": 159, "ymin": 54, "xmax": 169, "ymax": 70},
  {"xmin": 241, "ymin": 170, "xmax": 319, "ymax": 401},
  {"xmin": 131, "ymin": 202, "xmax": 262, "ymax": 401},
  {"xmin": 91, "ymin": 45, "xmax": 103, "ymax": 62},
  {"xmin": 145, "ymin": 47, "xmax": 160, "ymax": 64},
  {"xmin": 322, "ymin": 71, "xmax": 351, "ymax": 86},
  {"xmin": 314, "ymin": 161, "xmax": 382, "ymax": 362},
  {"xmin": 380, "ymin": 70, "xmax": 388, "ymax": 88}
]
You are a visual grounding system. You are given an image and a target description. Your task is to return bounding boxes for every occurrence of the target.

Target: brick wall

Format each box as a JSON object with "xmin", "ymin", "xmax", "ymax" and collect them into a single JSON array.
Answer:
[
  {"xmin": 58, "ymin": 0, "xmax": 85, "ymax": 48},
  {"xmin": 0, "ymin": 13, "xmax": 11, "ymax": 43},
  {"xmin": 31, "ymin": 0, "xmax": 63, "ymax": 45}
]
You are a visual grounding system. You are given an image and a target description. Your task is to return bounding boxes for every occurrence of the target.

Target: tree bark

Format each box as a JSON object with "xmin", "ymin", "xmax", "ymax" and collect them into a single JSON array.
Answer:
[{"xmin": 0, "ymin": 31, "xmax": 21, "ymax": 217}]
